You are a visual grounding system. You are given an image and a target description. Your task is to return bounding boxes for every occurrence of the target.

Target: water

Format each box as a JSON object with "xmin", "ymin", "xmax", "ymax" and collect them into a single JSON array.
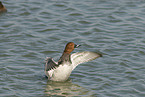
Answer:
[{"xmin": 0, "ymin": 0, "xmax": 145, "ymax": 96}]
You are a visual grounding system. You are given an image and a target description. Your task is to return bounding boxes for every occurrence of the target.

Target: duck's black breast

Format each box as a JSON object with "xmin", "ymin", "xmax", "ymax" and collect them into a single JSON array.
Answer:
[{"xmin": 58, "ymin": 53, "xmax": 71, "ymax": 65}]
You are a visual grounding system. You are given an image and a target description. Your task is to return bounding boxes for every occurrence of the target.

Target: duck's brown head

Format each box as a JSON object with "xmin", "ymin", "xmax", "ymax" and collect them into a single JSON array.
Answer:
[{"xmin": 63, "ymin": 42, "xmax": 81, "ymax": 54}]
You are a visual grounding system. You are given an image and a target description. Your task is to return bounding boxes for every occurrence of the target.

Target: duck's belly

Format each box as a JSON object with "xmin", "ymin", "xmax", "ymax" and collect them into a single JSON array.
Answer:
[{"xmin": 51, "ymin": 64, "xmax": 73, "ymax": 81}]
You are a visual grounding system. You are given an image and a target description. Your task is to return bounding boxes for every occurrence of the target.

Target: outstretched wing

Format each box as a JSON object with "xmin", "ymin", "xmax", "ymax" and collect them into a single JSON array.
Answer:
[
  {"xmin": 45, "ymin": 57, "xmax": 58, "ymax": 71},
  {"xmin": 71, "ymin": 51, "xmax": 102, "ymax": 70}
]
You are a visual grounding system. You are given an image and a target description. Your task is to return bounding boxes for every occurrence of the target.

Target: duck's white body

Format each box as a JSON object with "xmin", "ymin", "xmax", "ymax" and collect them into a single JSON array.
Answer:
[
  {"xmin": 49, "ymin": 63, "xmax": 72, "ymax": 81},
  {"xmin": 45, "ymin": 51, "xmax": 101, "ymax": 81}
]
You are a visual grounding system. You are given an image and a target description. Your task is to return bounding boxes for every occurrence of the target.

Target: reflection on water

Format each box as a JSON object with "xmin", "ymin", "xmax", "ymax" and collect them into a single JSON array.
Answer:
[{"xmin": 45, "ymin": 80, "xmax": 91, "ymax": 96}]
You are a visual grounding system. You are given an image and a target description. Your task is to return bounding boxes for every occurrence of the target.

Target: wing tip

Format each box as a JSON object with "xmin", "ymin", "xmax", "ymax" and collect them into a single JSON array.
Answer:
[{"xmin": 88, "ymin": 51, "xmax": 103, "ymax": 58}]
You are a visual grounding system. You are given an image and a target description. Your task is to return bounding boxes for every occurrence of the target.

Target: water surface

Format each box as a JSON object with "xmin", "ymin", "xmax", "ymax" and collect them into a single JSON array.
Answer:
[{"xmin": 0, "ymin": 0, "xmax": 145, "ymax": 96}]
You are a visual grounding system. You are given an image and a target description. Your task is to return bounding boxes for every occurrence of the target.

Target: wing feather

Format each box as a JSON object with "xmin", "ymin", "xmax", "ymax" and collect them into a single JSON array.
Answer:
[
  {"xmin": 45, "ymin": 57, "xmax": 58, "ymax": 71},
  {"xmin": 71, "ymin": 51, "xmax": 102, "ymax": 70}
]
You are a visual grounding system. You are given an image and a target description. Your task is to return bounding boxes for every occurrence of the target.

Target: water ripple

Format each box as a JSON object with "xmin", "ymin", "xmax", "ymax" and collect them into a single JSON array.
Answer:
[{"xmin": 0, "ymin": 0, "xmax": 145, "ymax": 96}]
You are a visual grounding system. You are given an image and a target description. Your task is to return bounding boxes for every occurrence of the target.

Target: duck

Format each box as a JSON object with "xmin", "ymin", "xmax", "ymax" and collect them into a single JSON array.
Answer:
[
  {"xmin": 45, "ymin": 42, "xmax": 102, "ymax": 82},
  {"xmin": 0, "ymin": 1, "xmax": 7, "ymax": 12}
]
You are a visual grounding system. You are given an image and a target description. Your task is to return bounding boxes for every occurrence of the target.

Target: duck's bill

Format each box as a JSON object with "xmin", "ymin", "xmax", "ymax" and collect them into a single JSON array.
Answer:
[{"xmin": 74, "ymin": 44, "xmax": 81, "ymax": 48}]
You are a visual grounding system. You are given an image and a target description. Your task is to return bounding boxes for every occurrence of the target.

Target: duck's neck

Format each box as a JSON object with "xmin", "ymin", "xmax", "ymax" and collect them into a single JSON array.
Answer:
[{"xmin": 58, "ymin": 52, "xmax": 71, "ymax": 65}]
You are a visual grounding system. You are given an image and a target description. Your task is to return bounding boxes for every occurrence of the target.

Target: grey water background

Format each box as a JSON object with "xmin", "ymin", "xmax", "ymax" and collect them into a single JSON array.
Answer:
[{"xmin": 0, "ymin": 0, "xmax": 145, "ymax": 96}]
